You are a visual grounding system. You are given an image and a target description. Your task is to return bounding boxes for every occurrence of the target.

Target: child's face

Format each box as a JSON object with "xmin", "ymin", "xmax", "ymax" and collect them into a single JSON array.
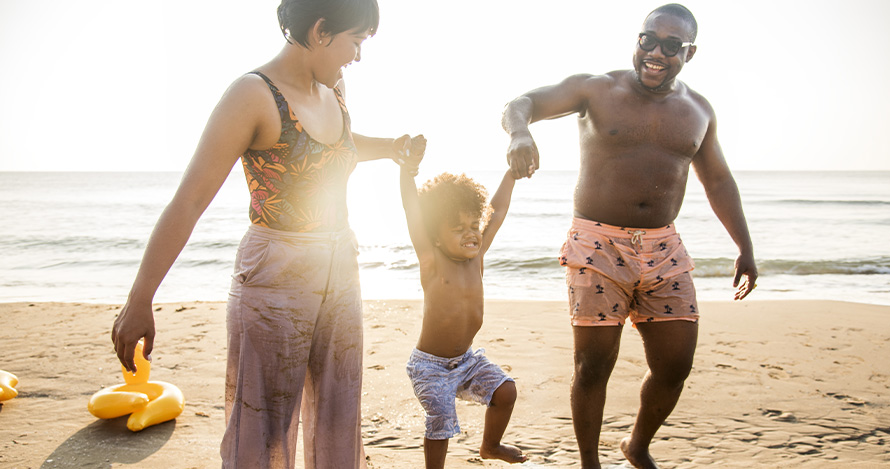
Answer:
[{"xmin": 435, "ymin": 211, "xmax": 482, "ymax": 260}]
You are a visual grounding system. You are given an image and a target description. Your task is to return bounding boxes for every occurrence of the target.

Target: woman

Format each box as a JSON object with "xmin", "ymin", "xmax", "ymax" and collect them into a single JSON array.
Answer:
[{"xmin": 111, "ymin": 0, "xmax": 425, "ymax": 467}]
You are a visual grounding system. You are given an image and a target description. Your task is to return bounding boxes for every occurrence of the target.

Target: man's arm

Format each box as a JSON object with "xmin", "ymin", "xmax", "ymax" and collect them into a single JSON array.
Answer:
[
  {"xmin": 480, "ymin": 170, "xmax": 518, "ymax": 255},
  {"xmin": 502, "ymin": 74, "xmax": 595, "ymax": 178},
  {"xmin": 692, "ymin": 112, "xmax": 758, "ymax": 300}
]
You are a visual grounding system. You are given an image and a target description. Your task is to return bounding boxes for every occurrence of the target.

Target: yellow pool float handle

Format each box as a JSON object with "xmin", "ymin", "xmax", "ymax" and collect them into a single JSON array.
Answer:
[
  {"xmin": 123, "ymin": 342, "xmax": 151, "ymax": 385},
  {"xmin": 0, "ymin": 370, "xmax": 18, "ymax": 401}
]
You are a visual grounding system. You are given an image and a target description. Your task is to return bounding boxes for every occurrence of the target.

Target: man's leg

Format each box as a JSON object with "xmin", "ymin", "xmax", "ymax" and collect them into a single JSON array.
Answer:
[
  {"xmin": 620, "ymin": 320, "xmax": 698, "ymax": 469},
  {"xmin": 572, "ymin": 325, "xmax": 623, "ymax": 469}
]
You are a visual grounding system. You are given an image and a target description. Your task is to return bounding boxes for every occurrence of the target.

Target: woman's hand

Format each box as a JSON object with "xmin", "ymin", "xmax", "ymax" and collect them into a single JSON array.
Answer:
[{"xmin": 112, "ymin": 298, "xmax": 156, "ymax": 374}]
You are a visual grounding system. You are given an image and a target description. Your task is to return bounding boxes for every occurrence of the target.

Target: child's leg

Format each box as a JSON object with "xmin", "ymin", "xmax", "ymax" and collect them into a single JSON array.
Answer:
[
  {"xmin": 479, "ymin": 381, "xmax": 527, "ymax": 463},
  {"xmin": 424, "ymin": 437, "xmax": 449, "ymax": 469}
]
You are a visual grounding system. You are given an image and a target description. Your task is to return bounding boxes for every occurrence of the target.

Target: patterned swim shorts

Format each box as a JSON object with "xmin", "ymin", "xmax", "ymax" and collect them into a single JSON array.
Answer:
[
  {"xmin": 559, "ymin": 217, "xmax": 699, "ymax": 326},
  {"xmin": 406, "ymin": 348, "xmax": 513, "ymax": 440}
]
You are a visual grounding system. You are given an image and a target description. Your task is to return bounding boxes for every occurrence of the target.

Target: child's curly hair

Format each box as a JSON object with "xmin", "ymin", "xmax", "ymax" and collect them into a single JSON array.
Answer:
[{"xmin": 417, "ymin": 173, "xmax": 491, "ymax": 241}]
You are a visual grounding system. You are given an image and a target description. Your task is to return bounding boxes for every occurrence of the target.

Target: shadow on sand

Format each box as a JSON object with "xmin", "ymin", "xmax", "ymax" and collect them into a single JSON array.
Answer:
[{"xmin": 40, "ymin": 416, "xmax": 175, "ymax": 468}]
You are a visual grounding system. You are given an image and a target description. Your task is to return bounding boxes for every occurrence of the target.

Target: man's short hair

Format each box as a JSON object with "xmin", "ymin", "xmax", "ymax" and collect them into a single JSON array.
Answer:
[{"xmin": 649, "ymin": 3, "xmax": 698, "ymax": 43}]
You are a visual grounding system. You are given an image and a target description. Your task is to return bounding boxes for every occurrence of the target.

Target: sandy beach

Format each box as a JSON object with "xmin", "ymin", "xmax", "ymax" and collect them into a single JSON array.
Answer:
[{"xmin": 1, "ymin": 299, "xmax": 888, "ymax": 468}]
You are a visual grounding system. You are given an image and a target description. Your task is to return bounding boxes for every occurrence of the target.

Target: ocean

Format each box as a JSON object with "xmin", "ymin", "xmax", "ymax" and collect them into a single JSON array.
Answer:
[{"xmin": 1, "ymin": 170, "xmax": 888, "ymax": 306}]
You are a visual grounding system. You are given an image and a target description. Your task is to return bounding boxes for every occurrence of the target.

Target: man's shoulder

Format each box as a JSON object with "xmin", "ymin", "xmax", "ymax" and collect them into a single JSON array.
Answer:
[
  {"xmin": 558, "ymin": 70, "xmax": 628, "ymax": 96},
  {"xmin": 677, "ymin": 80, "xmax": 715, "ymax": 114},
  {"xmin": 567, "ymin": 70, "xmax": 627, "ymax": 85}
]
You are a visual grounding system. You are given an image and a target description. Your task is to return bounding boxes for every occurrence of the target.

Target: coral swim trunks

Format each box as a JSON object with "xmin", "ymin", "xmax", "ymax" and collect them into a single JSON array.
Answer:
[{"xmin": 559, "ymin": 218, "xmax": 699, "ymax": 326}]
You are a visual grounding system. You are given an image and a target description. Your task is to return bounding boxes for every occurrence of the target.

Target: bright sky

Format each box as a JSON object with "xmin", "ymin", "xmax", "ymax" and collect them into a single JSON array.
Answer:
[{"xmin": 1, "ymin": 0, "xmax": 889, "ymax": 173}]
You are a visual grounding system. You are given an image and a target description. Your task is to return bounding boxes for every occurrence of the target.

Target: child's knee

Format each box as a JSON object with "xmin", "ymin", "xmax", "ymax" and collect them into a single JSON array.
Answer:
[{"xmin": 491, "ymin": 380, "xmax": 517, "ymax": 407}]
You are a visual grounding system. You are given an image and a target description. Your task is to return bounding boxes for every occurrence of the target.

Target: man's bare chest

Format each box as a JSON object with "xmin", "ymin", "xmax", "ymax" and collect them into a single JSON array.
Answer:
[{"xmin": 583, "ymin": 98, "xmax": 709, "ymax": 157}]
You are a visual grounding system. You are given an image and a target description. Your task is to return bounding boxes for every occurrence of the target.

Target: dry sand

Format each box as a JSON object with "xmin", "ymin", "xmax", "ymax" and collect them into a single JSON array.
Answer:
[{"xmin": 1, "ymin": 299, "xmax": 888, "ymax": 468}]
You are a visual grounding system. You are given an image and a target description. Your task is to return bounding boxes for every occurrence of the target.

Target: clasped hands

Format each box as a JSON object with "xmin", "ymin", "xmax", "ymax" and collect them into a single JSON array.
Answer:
[{"xmin": 392, "ymin": 134, "xmax": 426, "ymax": 175}]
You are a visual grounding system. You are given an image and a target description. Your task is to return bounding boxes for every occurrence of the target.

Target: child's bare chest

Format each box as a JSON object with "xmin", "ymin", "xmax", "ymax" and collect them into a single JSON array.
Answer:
[{"xmin": 421, "ymin": 258, "xmax": 483, "ymax": 307}]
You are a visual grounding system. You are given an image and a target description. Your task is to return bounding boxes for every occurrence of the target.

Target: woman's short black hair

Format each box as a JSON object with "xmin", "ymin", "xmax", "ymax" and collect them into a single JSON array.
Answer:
[{"xmin": 278, "ymin": 0, "xmax": 379, "ymax": 47}]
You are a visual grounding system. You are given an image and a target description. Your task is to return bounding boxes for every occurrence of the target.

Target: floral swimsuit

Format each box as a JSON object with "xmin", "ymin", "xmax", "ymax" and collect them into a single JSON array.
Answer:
[{"xmin": 241, "ymin": 71, "xmax": 358, "ymax": 232}]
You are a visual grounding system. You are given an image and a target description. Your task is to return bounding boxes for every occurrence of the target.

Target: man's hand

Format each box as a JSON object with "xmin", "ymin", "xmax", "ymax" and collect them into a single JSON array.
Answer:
[
  {"xmin": 111, "ymin": 299, "xmax": 156, "ymax": 373},
  {"xmin": 393, "ymin": 134, "xmax": 426, "ymax": 176},
  {"xmin": 506, "ymin": 131, "xmax": 539, "ymax": 179},
  {"xmin": 732, "ymin": 252, "xmax": 758, "ymax": 300}
]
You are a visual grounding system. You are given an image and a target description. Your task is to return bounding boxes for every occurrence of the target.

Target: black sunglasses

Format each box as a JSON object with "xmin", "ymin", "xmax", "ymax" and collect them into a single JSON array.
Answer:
[{"xmin": 637, "ymin": 33, "xmax": 693, "ymax": 57}]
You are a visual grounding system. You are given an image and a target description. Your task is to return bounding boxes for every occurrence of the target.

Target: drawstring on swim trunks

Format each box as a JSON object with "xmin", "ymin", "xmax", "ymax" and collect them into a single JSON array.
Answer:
[{"xmin": 628, "ymin": 229, "xmax": 647, "ymax": 246}]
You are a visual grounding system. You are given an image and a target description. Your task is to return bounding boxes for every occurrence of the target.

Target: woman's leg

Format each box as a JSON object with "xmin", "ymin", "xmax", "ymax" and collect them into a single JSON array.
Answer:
[
  {"xmin": 300, "ymin": 238, "xmax": 366, "ymax": 468},
  {"xmin": 221, "ymin": 233, "xmax": 330, "ymax": 469}
]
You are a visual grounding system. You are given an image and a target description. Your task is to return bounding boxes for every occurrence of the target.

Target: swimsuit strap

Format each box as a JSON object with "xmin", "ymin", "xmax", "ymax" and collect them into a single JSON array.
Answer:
[
  {"xmin": 332, "ymin": 85, "xmax": 352, "ymax": 130},
  {"xmin": 249, "ymin": 71, "xmax": 293, "ymax": 129}
]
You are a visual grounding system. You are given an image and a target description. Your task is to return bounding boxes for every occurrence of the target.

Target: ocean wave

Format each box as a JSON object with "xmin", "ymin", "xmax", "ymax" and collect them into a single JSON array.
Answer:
[
  {"xmin": 33, "ymin": 259, "xmax": 140, "ymax": 270},
  {"xmin": 5, "ymin": 236, "xmax": 145, "ymax": 251},
  {"xmin": 692, "ymin": 257, "xmax": 890, "ymax": 277},
  {"xmin": 28, "ymin": 257, "xmax": 234, "ymax": 271},
  {"xmin": 360, "ymin": 259, "xmax": 417, "ymax": 270},
  {"xmin": 472, "ymin": 256, "xmax": 561, "ymax": 271},
  {"xmin": 358, "ymin": 255, "xmax": 890, "ymax": 278},
  {"xmin": 2, "ymin": 236, "xmax": 240, "ymax": 253},
  {"xmin": 508, "ymin": 212, "xmax": 571, "ymax": 219},
  {"xmin": 360, "ymin": 244, "xmax": 414, "ymax": 254},
  {"xmin": 764, "ymin": 199, "xmax": 890, "ymax": 207}
]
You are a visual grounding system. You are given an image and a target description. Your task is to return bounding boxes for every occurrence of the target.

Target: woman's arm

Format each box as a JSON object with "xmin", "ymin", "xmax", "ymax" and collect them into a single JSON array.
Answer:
[
  {"xmin": 353, "ymin": 133, "xmax": 426, "ymax": 164},
  {"xmin": 112, "ymin": 75, "xmax": 272, "ymax": 372}
]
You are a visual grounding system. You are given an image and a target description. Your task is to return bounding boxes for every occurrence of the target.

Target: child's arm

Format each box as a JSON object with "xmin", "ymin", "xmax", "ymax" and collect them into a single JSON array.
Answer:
[
  {"xmin": 400, "ymin": 166, "xmax": 436, "ymax": 272},
  {"xmin": 480, "ymin": 169, "xmax": 518, "ymax": 255}
]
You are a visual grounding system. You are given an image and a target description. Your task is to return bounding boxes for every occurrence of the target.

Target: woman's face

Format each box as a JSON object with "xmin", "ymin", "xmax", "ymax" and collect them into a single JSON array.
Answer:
[{"xmin": 316, "ymin": 28, "xmax": 370, "ymax": 88}]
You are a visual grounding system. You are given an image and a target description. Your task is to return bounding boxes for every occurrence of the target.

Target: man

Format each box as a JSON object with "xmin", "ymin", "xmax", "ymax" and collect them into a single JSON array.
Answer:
[{"xmin": 501, "ymin": 4, "xmax": 757, "ymax": 469}]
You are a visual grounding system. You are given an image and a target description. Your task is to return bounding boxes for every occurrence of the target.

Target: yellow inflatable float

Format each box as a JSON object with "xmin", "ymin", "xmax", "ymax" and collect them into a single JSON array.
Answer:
[
  {"xmin": 89, "ymin": 343, "xmax": 184, "ymax": 431},
  {"xmin": 0, "ymin": 370, "xmax": 18, "ymax": 401}
]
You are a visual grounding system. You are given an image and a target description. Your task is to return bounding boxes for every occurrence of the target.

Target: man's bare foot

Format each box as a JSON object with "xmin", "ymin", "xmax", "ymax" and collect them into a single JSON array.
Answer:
[
  {"xmin": 480, "ymin": 443, "xmax": 528, "ymax": 464},
  {"xmin": 619, "ymin": 437, "xmax": 659, "ymax": 469}
]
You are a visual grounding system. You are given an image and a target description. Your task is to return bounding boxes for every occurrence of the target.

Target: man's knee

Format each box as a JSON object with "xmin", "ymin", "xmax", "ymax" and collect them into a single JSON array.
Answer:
[
  {"xmin": 646, "ymin": 351, "xmax": 694, "ymax": 391},
  {"xmin": 573, "ymin": 325, "xmax": 622, "ymax": 388},
  {"xmin": 638, "ymin": 320, "xmax": 697, "ymax": 385},
  {"xmin": 573, "ymin": 350, "xmax": 620, "ymax": 389}
]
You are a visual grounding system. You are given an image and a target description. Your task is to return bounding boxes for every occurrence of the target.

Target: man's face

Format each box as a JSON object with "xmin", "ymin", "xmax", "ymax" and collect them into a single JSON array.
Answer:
[{"xmin": 632, "ymin": 13, "xmax": 696, "ymax": 91}]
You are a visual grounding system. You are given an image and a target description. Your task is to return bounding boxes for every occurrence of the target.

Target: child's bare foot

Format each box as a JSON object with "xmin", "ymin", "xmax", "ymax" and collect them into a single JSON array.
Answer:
[
  {"xmin": 480, "ymin": 443, "xmax": 528, "ymax": 464},
  {"xmin": 619, "ymin": 437, "xmax": 659, "ymax": 469}
]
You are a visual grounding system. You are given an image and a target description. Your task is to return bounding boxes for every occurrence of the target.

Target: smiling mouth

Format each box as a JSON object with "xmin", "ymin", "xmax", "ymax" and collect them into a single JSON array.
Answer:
[
  {"xmin": 644, "ymin": 61, "xmax": 667, "ymax": 72},
  {"xmin": 462, "ymin": 241, "xmax": 478, "ymax": 249}
]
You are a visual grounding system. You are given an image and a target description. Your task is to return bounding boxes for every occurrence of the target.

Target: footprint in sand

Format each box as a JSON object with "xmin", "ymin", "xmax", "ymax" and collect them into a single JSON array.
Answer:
[
  {"xmin": 763, "ymin": 408, "xmax": 797, "ymax": 422},
  {"xmin": 825, "ymin": 391, "xmax": 866, "ymax": 406}
]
